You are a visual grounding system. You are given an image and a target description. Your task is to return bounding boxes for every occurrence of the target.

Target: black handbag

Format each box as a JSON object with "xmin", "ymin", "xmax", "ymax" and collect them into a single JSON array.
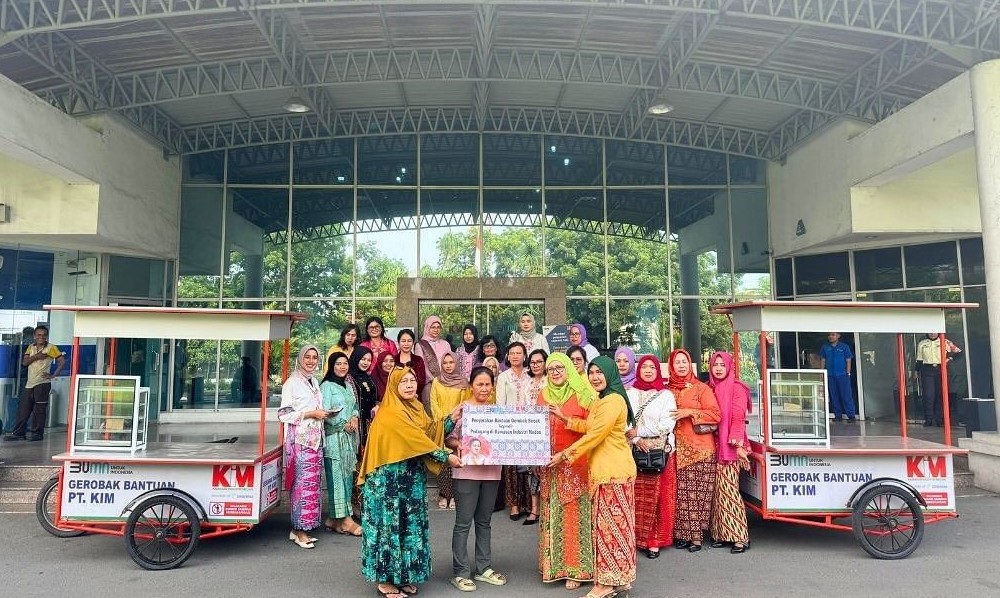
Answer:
[{"xmin": 631, "ymin": 397, "xmax": 669, "ymax": 474}]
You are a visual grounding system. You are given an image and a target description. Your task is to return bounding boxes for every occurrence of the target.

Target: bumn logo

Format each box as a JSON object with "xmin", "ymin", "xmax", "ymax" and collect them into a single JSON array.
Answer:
[{"xmin": 212, "ymin": 465, "xmax": 255, "ymax": 488}]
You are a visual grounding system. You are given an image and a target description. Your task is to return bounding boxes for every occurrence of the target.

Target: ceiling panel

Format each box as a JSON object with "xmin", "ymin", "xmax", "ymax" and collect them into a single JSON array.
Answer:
[
  {"xmin": 557, "ymin": 83, "xmax": 634, "ymax": 111},
  {"xmin": 708, "ymin": 98, "xmax": 799, "ymax": 130},
  {"xmin": 329, "ymin": 81, "xmax": 406, "ymax": 109}
]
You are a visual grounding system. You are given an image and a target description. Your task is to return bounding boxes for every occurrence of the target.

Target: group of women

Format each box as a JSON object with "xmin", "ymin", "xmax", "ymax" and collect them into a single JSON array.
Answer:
[{"xmin": 279, "ymin": 313, "xmax": 752, "ymax": 598}]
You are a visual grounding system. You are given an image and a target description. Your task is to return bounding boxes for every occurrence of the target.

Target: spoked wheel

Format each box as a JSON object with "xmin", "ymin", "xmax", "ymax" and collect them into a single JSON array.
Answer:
[
  {"xmin": 36, "ymin": 477, "xmax": 86, "ymax": 538},
  {"xmin": 851, "ymin": 485, "xmax": 924, "ymax": 559},
  {"xmin": 124, "ymin": 495, "xmax": 201, "ymax": 570}
]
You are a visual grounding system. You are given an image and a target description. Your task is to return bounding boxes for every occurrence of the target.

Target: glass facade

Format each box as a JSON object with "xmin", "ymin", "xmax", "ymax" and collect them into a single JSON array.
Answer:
[
  {"xmin": 177, "ymin": 134, "xmax": 770, "ymax": 409},
  {"xmin": 773, "ymin": 239, "xmax": 990, "ymax": 423}
]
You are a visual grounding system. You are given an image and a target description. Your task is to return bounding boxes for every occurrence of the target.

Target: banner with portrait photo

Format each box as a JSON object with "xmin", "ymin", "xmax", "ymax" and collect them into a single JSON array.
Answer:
[{"xmin": 461, "ymin": 404, "xmax": 551, "ymax": 466}]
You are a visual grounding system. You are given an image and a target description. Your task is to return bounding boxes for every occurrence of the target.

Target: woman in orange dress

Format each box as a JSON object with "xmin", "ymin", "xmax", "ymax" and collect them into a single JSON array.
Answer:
[
  {"xmin": 667, "ymin": 349, "xmax": 722, "ymax": 552},
  {"xmin": 537, "ymin": 352, "xmax": 594, "ymax": 590}
]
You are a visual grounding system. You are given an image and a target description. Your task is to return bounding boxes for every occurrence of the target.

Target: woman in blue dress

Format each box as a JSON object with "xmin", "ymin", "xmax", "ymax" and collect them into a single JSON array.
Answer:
[{"xmin": 358, "ymin": 367, "xmax": 463, "ymax": 598}]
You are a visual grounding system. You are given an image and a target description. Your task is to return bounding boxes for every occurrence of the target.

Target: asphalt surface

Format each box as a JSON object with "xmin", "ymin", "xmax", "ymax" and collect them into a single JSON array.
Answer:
[{"xmin": 2, "ymin": 495, "xmax": 998, "ymax": 598}]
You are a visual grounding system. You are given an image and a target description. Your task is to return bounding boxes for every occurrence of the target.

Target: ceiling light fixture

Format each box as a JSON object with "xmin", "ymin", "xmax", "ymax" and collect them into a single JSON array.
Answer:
[
  {"xmin": 282, "ymin": 95, "xmax": 311, "ymax": 113},
  {"xmin": 647, "ymin": 100, "xmax": 674, "ymax": 115}
]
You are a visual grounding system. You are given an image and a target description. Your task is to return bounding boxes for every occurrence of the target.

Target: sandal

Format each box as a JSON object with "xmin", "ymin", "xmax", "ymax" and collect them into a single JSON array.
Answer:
[
  {"xmin": 522, "ymin": 512, "xmax": 539, "ymax": 526},
  {"xmin": 474, "ymin": 568, "xmax": 507, "ymax": 586},
  {"xmin": 450, "ymin": 577, "xmax": 477, "ymax": 592},
  {"xmin": 731, "ymin": 542, "xmax": 750, "ymax": 554},
  {"xmin": 581, "ymin": 591, "xmax": 618, "ymax": 598},
  {"xmin": 509, "ymin": 510, "xmax": 523, "ymax": 521},
  {"xmin": 438, "ymin": 498, "xmax": 449, "ymax": 509},
  {"xmin": 565, "ymin": 580, "xmax": 582, "ymax": 591},
  {"xmin": 448, "ymin": 498, "xmax": 456, "ymax": 510},
  {"xmin": 399, "ymin": 584, "xmax": 418, "ymax": 595},
  {"xmin": 375, "ymin": 584, "xmax": 408, "ymax": 598}
]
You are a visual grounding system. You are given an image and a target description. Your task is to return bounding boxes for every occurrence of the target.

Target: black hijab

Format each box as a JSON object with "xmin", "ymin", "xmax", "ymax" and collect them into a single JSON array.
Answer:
[
  {"xmin": 349, "ymin": 346, "xmax": 378, "ymax": 417},
  {"xmin": 322, "ymin": 351, "xmax": 350, "ymax": 387},
  {"xmin": 462, "ymin": 324, "xmax": 479, "ymax": 353}
]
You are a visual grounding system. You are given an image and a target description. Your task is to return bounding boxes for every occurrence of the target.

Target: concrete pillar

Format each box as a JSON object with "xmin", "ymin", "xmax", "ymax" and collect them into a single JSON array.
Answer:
[
  {"xmin": 679, "ymin": 253, "xmax": 702, "ymax": 364},
  {"xmin": 971, "ymin": 59, "xmax": 1000, "ymax": 424},
  {"xmin": 241, "ymin": 252, "xmax": 263, "ymax": 402}
]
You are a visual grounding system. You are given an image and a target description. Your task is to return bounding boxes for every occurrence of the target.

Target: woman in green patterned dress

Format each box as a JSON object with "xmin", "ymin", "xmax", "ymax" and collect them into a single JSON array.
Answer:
[
  {"xmin": 358, "ymin": 367, "xmax": 463, "ymax": 598},
  {"xmin": 319, "ymin": 352, "xmax": 361, "ymax": 535}
]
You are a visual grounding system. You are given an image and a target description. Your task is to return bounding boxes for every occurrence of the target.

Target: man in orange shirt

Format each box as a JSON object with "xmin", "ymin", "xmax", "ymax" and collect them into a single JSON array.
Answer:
[{"xmin": 5, "ymin": 325, "xmax": 65, "ymax": 442}]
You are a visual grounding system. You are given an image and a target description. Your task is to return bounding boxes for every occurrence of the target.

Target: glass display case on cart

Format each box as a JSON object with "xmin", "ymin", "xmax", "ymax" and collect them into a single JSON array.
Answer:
[
  {"xmin": 72, "ymin": 375, "xmax": 149, "ymax": 451},
  {"xmin": 766, "ymin": 369, "xmax": 830, "ymax": 447}
]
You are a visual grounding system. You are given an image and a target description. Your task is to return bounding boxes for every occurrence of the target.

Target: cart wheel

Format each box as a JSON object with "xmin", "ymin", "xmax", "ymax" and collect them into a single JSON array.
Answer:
[
  {"xmin": 851, "ymin": 485, "xmax": 924, "ymax": 559},
  {"xmin": 35, "ymin": 477, "xmax": 86, "ymax": 538},
  {"xmin": 124, "ymin": 495, "xmax": 201, "ymax": 570}
]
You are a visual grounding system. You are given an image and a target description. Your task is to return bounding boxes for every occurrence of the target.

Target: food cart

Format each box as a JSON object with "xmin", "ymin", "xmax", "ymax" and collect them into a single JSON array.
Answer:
[
  {"xmin": 35, "ymin": 305, "xmax": 301, "ymax": 570},
  {"xmin": 710, "ymin": 301, "xmax": 973, "ymax": 559}
]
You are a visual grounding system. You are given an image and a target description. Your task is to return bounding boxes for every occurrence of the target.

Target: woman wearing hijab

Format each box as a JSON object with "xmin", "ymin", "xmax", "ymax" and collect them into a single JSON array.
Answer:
[
  {"xmin": 666, "ymin": 349, "xmax": 722, "ymax": 552},
  {"xmin": 372, "ymin": 351, "xmax": 397, "ymax": 402},
  {"xmin": 446, "ymin": 366, "xmax": 508, "ymax": 592},
  {"xmin": 537, "ymin": 352, "xmax": 594, "ymax": 590},
  {"xmin": 279, "ymin": 345, "xmax": 327, "ymax": 549},
  {"xmin": 549, "ymin": 356, "xmax": 637, "ymax": 598},
  {"xmin": 319, "ymin": 352, "xmax": 362, "ymax": 536},
  {"xmin": 430, "ymin": 352, "xmax": 469, "ymax": 510},
  {"xmin": 708, "ymin": 351, "xmax": 752, "ymax": 554},
  {"xmin": 510, "ymin": 312, "xmax": 550, "ymax": 355},
  {"xmin": 626, "ymin": 355, "xmax": 678, "ymax": 559},
  {"xmin": 415, "ymin": 316, "xmax": 452, "ymax": 401},
  {"xmin": 396, "ymin": 329, "xmax": 427, "ymax": 395},
  {"xmin": 323, "ymin": 323, "xmax": 362, "ymax": 377},
  {"xmin": 481, "ymin": 356, "xmax": 501, "ymax": 380},
  {"xmin": 614, "ymin": 347, "xmax": 638, "ymax": 389},
  {"xmin": 566, "ymin": 345, "xmax": 588, "ymax": 375},
  {"xmin": 359, "ymin": 368, "xmax": 464, "ymax": 598},
  {"xmin": 361, "ymin": 316, "xmax": 398, "ymax": 366},
  {"xmin": 568, "ymin": 322, "xmax": 600, "ymax": 362},
  {"xmin": 349, "ymin": 347, "xmax": 379, "ymax": 450},
  {"xmin": 456, "ymin": 324, "xmax": 481, "ymax": 380}
]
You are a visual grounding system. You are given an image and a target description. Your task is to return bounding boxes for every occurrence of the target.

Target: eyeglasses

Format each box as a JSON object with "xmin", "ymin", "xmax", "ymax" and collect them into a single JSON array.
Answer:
[
  {"xmin": 367, "ymin": 324, "xmax": 381, "ymax": 330},
  {"xmin": 545, "ymin": 365, "xmax": 566, "ymax": 374},
  {"xmin": 529, "ymin": 360, "xmax": 544, "ymax": 366}
]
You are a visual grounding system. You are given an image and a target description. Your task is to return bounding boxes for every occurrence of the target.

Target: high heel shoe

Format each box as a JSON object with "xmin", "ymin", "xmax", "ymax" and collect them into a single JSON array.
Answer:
[{"xmin": 288, "ymin": 530, "xmax": 315, "ymax": 549}]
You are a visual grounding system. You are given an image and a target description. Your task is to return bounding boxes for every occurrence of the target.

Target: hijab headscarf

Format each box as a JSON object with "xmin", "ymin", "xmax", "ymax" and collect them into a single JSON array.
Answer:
[
  {"xmin": 372, "ymin": 351, "xmax": 397, "ymax": 400},
  {"xmin": 293, "ymin": 344, "xmax": 320, "ymax": 384},
  {"xmin": 322, "ymin": 351, "xmax": 350, "ymax": 387},
  {"xmin": 632, "ymin": 354, "xmax": 666, "ymax": 392},
  {"xmin": 421, "ymin": 315, "xmax": 444, "ymax": 343},
  {"xmin": 349, "ymin": 346, "xmax": 377, "ymax": 401},
  {"xmin": 462, "ymin": 324, "xmax": 479, "ymax": 354},
  {"xmin": 437, "ymin": 352, "xmax": 469, "ymax": 389},
  {"xmin": 709, "ymin": 351, "xmax": 752, "ymax": 463},
  {"xmin": 614, "ymin": 346, "xmax": 637, "ymax": 387},
  {"xmin": 708, "ymin": 351, "xmax": 751, "ymax": 413},
  {"xmin": 591, "ymin": 355, "xmax": 635, "ymax": 425},
  {"xmin": 571, "ymin": 322, "xmax": 590, "ymax": 346},
  {"xmin": 541, "ymin": 352, "xmax": 595, "ymax": 408},
  {"xmin": 667, "ymin": 348, "xmax": 697, "ymax": 392},
  {"xmin": 357, "ymin": 368, "xmax": 449, "ymax": 485},
  {"xmin": 481, "ymin": 356, "xmax": 501, "ymax": 374},
  {"xmin": 515, "ymin": 311, "xmax": 538, "ymax": 342}
]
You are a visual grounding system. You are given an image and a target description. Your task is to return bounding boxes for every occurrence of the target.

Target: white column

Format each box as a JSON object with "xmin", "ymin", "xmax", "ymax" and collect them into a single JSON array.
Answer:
[{"xmin": 970, "ymin": 59, "xmax": 1000, "ymax": 424}]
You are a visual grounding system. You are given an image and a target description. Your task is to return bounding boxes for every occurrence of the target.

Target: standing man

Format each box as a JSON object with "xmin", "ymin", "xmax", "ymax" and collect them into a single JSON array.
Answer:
[
  {"xmin": 820, "ymin": 332, "xmax": 856, "ymax": 423},
  {"xmin": 914, "ymin": 333, "xmax": 962, "ymax": 427},
  {"xmin": 4, "ymin": 325, "xmax": 65, "ymax": 442}
]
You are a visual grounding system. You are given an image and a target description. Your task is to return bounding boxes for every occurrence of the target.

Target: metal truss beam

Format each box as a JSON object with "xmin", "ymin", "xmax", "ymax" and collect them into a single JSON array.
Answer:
[
  {"xmin": 768, "ymin": 37, "xmax": 940, "ymax": 158},
  {"xmin": 179, "ymin": 105, "xmax": 773, "ymax": 158},
  {"xmin": 473, "ymin": 4, "xmax": 497, "ymax": 124},
  {"xmin": 1, "ymin": 1, "xmax": 997, "ymax": 53},
  {"xmin": 244, "ymin": 8, "xmax": 335, "ymax": 135},
  {"xmin": 12, "ymin": 31, "xmax": 184, "ymax": 152}
]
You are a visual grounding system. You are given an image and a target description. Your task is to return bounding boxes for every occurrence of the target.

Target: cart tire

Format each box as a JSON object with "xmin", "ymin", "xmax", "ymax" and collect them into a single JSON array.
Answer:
[
  {"xmin": 124, "ymin": 495, "xmax": 201, "ymax": 570},
  {"xmin": 851, "ymin": 485, "xmax": 924, "ymax": 559},
  {"xmin": 35, "ymin": 477, "xmax": 86, "ymax": 538}
]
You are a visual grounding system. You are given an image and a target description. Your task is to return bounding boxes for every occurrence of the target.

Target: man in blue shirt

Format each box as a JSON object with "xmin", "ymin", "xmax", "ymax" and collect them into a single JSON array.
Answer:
[{"xmin": 820, "ymin": 332, "xmax": 856, "ymax": 422}]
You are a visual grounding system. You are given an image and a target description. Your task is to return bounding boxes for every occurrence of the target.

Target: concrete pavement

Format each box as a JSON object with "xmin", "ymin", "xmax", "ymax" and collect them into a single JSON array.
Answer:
[{"xmin": 1, "ymin": 494, "xmax": 998, "ymax": 598}]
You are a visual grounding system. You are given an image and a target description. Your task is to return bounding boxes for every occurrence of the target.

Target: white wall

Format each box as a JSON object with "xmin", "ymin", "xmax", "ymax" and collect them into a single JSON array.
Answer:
[{"xmin": 0, "ymin": 74, "xmax": 181, "ymax": 259}]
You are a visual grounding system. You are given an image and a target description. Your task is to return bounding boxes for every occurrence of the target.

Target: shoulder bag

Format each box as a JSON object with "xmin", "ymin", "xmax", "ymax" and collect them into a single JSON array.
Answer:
[{"xmin": 631, "ymin": 393, "xmax": 670, "ymax": 474}]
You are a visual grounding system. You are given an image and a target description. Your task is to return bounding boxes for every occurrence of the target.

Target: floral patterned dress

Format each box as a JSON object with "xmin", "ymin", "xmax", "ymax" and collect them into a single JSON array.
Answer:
[{"xmin": 360, "ymin": 449, "xmax": 451, "ymax": 584}]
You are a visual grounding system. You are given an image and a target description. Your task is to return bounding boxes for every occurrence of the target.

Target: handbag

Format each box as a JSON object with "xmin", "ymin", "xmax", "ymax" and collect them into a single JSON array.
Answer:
[
  {"xmin": 632, "ymin": 436, "xmax": 668, "ymax": 474},
  {"xmin": 693, "ymin": 423, "xmax": 718, "ymax": 435},
  {"xmin": 631, "ymin": 395, "xmax": 669, "ymax": 474}
]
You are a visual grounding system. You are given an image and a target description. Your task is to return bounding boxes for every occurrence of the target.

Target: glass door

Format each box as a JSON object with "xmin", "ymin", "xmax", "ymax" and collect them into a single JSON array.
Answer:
[{"xmin": 105, "ymin": 298, "xmax": 167, "ymax": 420}]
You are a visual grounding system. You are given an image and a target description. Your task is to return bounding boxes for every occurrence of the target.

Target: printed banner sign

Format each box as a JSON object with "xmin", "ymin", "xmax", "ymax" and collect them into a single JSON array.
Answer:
[{"xmin": 461, "ymin": 405, "xmax": 551, "ymax": 466}]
